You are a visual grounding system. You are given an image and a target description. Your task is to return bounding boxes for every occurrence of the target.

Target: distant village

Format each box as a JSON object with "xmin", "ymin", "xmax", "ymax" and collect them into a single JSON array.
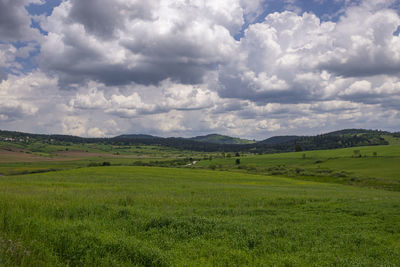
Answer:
[
  {"xmin": 0, "ymin": 136, "xmax": 54, "ymax": 143},
  {"xmin": 0, "ymin": 136, "xmax": 30, "ymax": 142}
]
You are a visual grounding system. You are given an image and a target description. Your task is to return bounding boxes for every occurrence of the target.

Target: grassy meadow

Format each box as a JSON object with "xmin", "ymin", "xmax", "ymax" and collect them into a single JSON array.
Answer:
[
  {"xmin": 1, "ymin": 167, "xmax": 400, "ymax": 266},
  {"xmin": 196, "ymin": 144, "xmax": 400, "ymax": 191},
  {"xmin": 0, "ymin": 140, "xmax": 399, "ymax": 265}
]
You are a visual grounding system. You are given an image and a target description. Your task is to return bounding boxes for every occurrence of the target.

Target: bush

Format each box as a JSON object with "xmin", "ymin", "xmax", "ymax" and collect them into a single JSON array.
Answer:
[
  {"xmin": 208, "ymin": 164, "xmax": 216, "ymax": 170},
  {"xmin": 353, "ymin": 150, "xmax": 361, "ymax": 157},
  {"xmin": 295, "ymin": 144, "xmax": 302, "ymax": 152},
  {"xmin": 245, "ymin": 164, "xmax": 257, "ymax": 171},
  {"xmin": 295, "ymin": 168, "xmax": 303, "ymax": 174},
  {"xmin": 102, "ymin": 161, "xmax": 111, "ymax": 166},
  {"xmin": 132, "ymin": 161, "xmax": 146, "ymax": 166}
]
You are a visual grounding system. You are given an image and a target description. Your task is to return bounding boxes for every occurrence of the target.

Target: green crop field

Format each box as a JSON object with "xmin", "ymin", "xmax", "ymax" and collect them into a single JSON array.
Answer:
[{"xmin": 0, "ymin": 167, "xmax": 399, "ymax": 266}]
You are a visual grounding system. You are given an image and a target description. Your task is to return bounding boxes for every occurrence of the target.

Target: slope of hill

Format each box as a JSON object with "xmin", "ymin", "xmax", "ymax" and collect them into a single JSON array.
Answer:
[
  {"xmin": 114, "ymin": 134, "xmax": 156, "ymax": 139},
  {"xmin": 250, "ymin": 130, "xmax": 389, "ymax": 154},
  {"xmin": 258, "ymin": 135, "xmax": 299, "ymax": 145},
  {"xmin": 323, "ymin": 129, "xmax": 390, "ymax": 136},
  {"xmin": 189, "ymin": 134, "xmax": 255, "ymax": 144}
]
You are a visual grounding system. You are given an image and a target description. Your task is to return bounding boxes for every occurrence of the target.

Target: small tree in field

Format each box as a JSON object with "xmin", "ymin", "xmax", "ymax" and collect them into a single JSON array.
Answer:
[{"xmin": 235, "ymin": 159, "xmax": 240, "ymax": 165}]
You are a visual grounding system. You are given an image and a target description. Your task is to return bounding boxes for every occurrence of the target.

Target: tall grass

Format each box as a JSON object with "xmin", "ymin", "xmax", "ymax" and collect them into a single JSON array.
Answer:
[{"xmin": 0, "ymin": 167, "xmax": 399, "ymax": 265}]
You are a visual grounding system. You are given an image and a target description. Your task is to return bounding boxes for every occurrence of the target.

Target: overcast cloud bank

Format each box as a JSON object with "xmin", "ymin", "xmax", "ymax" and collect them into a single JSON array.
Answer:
[{"xmin": 0, "ymin": 0, "xmax": 399, "ymax": 139}]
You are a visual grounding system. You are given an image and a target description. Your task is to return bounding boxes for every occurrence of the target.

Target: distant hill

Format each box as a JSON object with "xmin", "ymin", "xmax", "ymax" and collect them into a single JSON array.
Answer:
[
  {"xmin": 258, "ymin": 135, "xmax": 299, "ymax": 145},
  {"xmin": 0, "ymin": 128, "xmax": 396, "ymax": 153},
  {"xmin": 114, "ymin": 134, "xmax": 156, "ymax": 139},
  {"xmin": 189, "ymin": 134, "xmax": 256, "ymax": 145},
  {"xmin": 323, "ymin": 129, "xmax": 390, "ymax": 136},
  {"xmin": 252, "ymin": 129, "xmax": 389, "ymax": 153}
]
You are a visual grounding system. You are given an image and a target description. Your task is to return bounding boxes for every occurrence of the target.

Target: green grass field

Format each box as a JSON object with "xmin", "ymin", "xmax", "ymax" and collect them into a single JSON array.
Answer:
[
  {"xmin": 196, "ymin": 145, "xmax": 400, "ymax": 191},
  {"xmin": 0, "ymin": 167, "xmax": 399, "ymax": 266},
  {"xmin": 0, "ymin": 141, "xmax": 400, "ymax": 266}
]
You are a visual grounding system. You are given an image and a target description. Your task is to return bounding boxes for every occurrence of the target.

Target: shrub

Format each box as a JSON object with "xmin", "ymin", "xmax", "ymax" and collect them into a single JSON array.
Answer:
[
  {"xmin": 246, "ymin": 164, "xmax": 257, "ymax": 171},
  {"xmin": 208, "ymin": 164, "xmax": 216, "ymax": 170},
  {"xmin": 295, "ymin": 168, "xmax": 303, "ymax": 174},
  {"xmin": 295, "ymin": 144, "xmax": 302, "ymax": 152}
]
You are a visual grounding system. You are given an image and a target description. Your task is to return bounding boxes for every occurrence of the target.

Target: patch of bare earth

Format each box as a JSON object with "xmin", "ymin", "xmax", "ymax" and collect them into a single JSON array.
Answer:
[
  {"xmin": 54, "ymin": 151, "xmax": 152, "ymax": 159},
  {"xmin": 0, "ymin": 149, "xmax": 51, "ymax": 163},
  {"xmin": 0, "ymin": 149, "xmax": 110, "ymax": 163},
  {"xmin": 0, "ymin": 148, "xmax": 150, "ymax": 163}
]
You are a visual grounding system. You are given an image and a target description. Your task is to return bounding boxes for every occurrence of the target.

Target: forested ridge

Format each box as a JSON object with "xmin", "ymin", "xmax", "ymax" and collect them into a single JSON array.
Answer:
[{"xmin": 0, "ymin": 129, "xmax": 394, "ymax": 153}]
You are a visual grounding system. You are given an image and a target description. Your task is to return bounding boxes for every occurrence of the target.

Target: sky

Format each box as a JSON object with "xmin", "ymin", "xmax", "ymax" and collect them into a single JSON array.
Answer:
[{"xmin": 0, "ymin": 0, "xmax": 400, "ymax": 140}]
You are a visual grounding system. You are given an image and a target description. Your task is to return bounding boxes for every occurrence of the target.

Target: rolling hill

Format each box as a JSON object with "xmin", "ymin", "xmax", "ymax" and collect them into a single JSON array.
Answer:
[
  {"xmin": 189, "ymin": 134, "xmax": 256, "ymax": 144},
  {"xmin": 1, "ymin": 128, "xmax": 398, "ymax": 153},
  {"xmin": 258, "ymin": 135, "xmax": 299, "ymax": 145}
]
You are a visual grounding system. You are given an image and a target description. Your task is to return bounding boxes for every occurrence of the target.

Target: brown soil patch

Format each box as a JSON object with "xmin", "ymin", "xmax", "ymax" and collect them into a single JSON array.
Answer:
[
  {"xmin": 0, "ymin": 149, "xmax": 111, "ymax": 163},
  {"xmin": 0, "ymin": 149, "xmax": 52, "ymax": 163},
  {"xmin": 0, "ymin": 149, "xmax": 148, "ymax": 163}
]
